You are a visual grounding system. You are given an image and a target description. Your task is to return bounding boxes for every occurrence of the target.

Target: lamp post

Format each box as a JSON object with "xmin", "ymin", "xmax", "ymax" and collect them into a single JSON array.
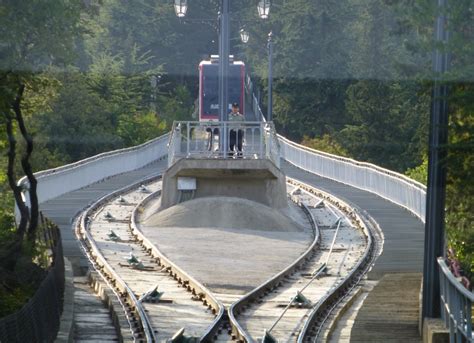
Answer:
[
  {"xmin": 174, "ymin": 1, "xmax": 271, "ymax": 150},
  {"xmin": 218, "ymin": 0, "xmax": 230, "ymax": 123},
  {"xmin": 267, "ymin": 31, "xmax": 273, "ymax": 121},
  {"xmin": 240, "ymin": 30, "xmax": 274, "ymax": 122}
]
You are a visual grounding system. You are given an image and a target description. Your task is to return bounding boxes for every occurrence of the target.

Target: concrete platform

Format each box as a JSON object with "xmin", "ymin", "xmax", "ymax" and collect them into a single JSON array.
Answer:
[{"xmin": 161, "ymin": 158, "xmax": 288, "ymax": 209}]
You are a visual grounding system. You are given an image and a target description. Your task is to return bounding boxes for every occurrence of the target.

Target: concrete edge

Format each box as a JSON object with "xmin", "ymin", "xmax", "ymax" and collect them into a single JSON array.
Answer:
[
  {"xmin": 423, "ymin": 318, "xmax": 449, "ymax": 343},
  {"xmin": 323, "ymin": 286, "xmax": 363, "ymax": 341},
  {"xmin": 88, "ymin": 271, "xmax": 134, "ymax": 343},
  {"xmin": 55, "ymin": 258, "xmax": 74, "ymax": 343}
]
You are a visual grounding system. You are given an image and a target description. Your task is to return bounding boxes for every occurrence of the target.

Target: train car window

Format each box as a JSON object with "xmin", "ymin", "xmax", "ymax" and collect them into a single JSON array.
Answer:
[{"xmin": 203, "ymin": 65, "xmax": 219, "ymax": 116}]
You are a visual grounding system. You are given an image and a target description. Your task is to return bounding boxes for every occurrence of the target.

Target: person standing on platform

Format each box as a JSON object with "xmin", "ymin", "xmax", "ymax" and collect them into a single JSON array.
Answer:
[{"xmin": 228, "ymin": 102, "xmax": 244, "ymax": 157}]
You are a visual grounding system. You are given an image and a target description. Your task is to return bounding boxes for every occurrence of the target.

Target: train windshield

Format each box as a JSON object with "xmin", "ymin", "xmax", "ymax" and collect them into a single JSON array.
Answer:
[{"xmin": 202, "ymin": 65, "xmax": 219, "ymax": 116}]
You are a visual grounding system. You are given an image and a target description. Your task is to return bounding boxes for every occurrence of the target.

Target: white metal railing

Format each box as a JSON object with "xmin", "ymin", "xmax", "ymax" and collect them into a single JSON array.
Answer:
[
  {"xmin": 167, "ymin": 121, "xmax": 280, "ymax": 167},
  {"xmin": 245, "ymin": 74, "xmax": 265, "ymax": 122},
  {"xmin": 438, "ymin": 257, "xmax": 474, "ymax": 342},
  {"xmin": 278, "ymin": 135, "xmax": 427, "ymax": 222},
  {"xmin": 245, "ymin": 74, "xmax": 426, "ymax": 222},
  {"xmin": 17, "ymin": 133, "xmax": 169, "ymax": 212}
]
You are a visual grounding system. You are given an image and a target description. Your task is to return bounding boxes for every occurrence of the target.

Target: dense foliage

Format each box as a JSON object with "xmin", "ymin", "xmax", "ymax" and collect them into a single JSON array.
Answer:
[
  {"xmin": 0, "ymin": 0, "xmax": 472, "ymax": 314},
  {"xmin": 240, "ymin": 0, "xmax": 473, "ymax": 281}
]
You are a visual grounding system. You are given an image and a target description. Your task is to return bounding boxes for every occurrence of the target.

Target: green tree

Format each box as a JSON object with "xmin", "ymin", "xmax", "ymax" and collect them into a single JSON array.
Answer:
[{"xmin": 0, "ymin": 0, "xmax": 83, "ymax": 315}]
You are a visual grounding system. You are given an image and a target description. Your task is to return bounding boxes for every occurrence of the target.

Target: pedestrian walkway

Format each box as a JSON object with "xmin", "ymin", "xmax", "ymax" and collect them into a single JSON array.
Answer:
[
  {"xmin": 350, "ymin": 273, "xmax": 423, "ymax": 342},
  {"xmin": 73, "ymin": 277, "xmax": 119, "ymax": 342}
]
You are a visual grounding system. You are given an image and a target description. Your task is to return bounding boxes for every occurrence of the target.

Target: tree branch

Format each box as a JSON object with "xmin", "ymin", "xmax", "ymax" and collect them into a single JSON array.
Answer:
[
  {"xmin": 12, "ymin": 83, "xmax": 39, "ymax": 242},
  {"xmin": 5, "ymin": 110, "xmax": 29, "ymax": 240}
]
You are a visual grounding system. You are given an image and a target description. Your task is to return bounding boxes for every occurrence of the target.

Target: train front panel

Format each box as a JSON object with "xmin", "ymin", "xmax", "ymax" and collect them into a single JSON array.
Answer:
[{"xmin": 199, "ymin": 60, "xmax": 245, "ymax": 121}]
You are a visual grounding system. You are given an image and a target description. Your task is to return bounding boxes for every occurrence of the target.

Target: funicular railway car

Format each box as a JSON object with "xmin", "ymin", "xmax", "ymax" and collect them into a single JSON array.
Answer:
[
  {"xmin": 199, "ymin": 55, "xmax": 245, "ymax": 121},
  {"xmin": 198, "ymin": 55, "xmax": 246, "ymax": 154}
]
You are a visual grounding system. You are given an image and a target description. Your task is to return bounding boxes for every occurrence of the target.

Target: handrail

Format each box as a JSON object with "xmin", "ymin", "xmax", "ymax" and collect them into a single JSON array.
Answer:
[
  {"xmin": 278, "ymin": 134, "xmax": 427, "ymax": 223},
  {"xmin": 16, "ymin": 133, "xmax": 170, "ymax": 212},
  {"xmin": 168, "ymin": 120, "xmax": 280, "ymax": 167},
  {"xmin": 245, "ymin": 74, "xmax": 265, "ymax": 122},
  {"xmin": 0, "ymin": 217, "xmax": 65, "ymax": 342},
  {"xmin": 279, "ymin": 135, "xmax": 426, "ymax": 190},
  {"xmin": 438, "ymin": 257, "xmax": 474, "ymax": 342}
]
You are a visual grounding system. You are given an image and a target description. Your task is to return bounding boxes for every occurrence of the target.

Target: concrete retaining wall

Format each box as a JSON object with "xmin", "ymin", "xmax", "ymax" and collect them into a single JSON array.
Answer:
[{"xmin": 161, "ymin": 158, "xmax": 288, "ymax": 209}]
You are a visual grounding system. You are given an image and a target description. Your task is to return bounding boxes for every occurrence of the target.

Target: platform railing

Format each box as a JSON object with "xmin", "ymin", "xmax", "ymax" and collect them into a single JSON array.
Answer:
[
  {"xmin": 245, "ymin": 74, "xmax": 265, "ymax": 122},
  {"xmin": 278, "ymin": 135, "xmax": 427, "ymax": 222},
  {"xmin": 168, "ymin": 121, "xmax": 280, "ymax": 167},
  {"xmin": 438, "ymin": 257, "xmax": 474, "ymax": 343}
]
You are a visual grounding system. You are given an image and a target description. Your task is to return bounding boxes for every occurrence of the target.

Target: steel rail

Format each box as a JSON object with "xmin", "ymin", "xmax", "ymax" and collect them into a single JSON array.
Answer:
[
  {"xmin": 130, "ymin": 189, "xmax": 226, "ymax": 342},
  {"xmin": 75, "ymin": 213, "xmax": 149, "ymax": 342},
  {"xmin": 75, "ymin": 177, "xmax": 162, "ymax": 342},
  {"xmin": 228, "ymin": 184, "xmax": 321, "ymax": 342},
  {"xmin": 288, "ymin": 179, "xmax": 381, "ymax": 342}
]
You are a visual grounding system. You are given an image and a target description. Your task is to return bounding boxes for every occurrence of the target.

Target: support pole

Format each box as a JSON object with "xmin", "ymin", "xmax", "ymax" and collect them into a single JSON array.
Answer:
[
  {"xmin": 267, "ymin": 32, "xmax": 273, "ymax": 122},
  {"xmin": 218, "ymin": 0, "xmax": 230, "ymax": 153},
  {"xmin": 422, "ymin": 0, "xmax": 449, "ymax": 319}
]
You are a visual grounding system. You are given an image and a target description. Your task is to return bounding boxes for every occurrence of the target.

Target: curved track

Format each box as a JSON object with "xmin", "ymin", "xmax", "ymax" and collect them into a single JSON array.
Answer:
[
  {"xmin": 74, "ymin": 172, "xmax": 382, "ymax": 342},
  {"xmin": 226, "ymin": 178, "xmax": 379, "ymax": 342},
  {"xmin": 75, "ymin": 177, "xmax": 223, "ymax": 342}
]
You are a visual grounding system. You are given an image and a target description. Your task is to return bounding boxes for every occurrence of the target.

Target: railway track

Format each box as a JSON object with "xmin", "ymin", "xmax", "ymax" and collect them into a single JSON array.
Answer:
[
  {"xmin": 75, "ymin": 173, "xmax": 381, "ymax": 342},
  {"xmin": 75, "ymin": 177, "xmax": 224, "ymax": 342},
  {"xmin": 224, "ymin": 177, "xmax": 379, "ymax": 342}
]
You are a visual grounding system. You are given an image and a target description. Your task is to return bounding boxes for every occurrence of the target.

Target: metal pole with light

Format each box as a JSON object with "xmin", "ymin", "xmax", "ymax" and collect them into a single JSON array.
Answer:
[
  {"xmin": 267, "ymin": 31, "xmax": 273, "ymax": 121},
  {"xmin": 174, "ymin": 1, "xmax": 271, "ymax": 151},
  {"xmin": 218, "ymin": 0, "xmax": 230, "ymax": 124},
  {"xmin": 257, "ymin": 0, "xmax": 272, "ymax": 121},
  {"xmin": 422, "ymin": 0, "xmax": 449, "ymax": 319}
]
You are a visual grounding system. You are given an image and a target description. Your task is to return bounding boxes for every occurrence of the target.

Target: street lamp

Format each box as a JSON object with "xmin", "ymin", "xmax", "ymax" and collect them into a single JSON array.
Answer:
[
  {"xmin": 241, "ymin": 31, "xmax": 274, "ymax": 122},
  {"xmin": 257, "ymin": 0, "xmax": 271, "ymax": 19},
  {"xmin": 267, "ymin": 31, "xmax": 273, "ymax": 121},
  {"xmin": 240, "ymin": 28, "xmax": 249, "ymax": 44},
  {"xmin": 174, "ymin": 1, "xmax": 271, "ymax": 151},
  {"xmin": 174, "ymin": 0, "xmax": 188, "ymax": 18},
  {"xmin": 174, "ymin": 1, "xmax": 270, "ymax": 122}
]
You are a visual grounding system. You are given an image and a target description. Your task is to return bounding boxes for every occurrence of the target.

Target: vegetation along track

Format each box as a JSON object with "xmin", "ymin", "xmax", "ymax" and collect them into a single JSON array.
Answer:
[
  {"xmin": 75, "ymin": 176, "xmax": 224, "ymax": 342},
  {"xmin": 227, "ymin": 177, "xmax": 381, "ymax": 343}
]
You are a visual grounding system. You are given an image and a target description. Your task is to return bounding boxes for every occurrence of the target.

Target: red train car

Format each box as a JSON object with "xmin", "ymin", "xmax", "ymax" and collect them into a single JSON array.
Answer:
[{"xmin": 199, "ymin": 55, "xmax": 245, "ymax": 121}]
